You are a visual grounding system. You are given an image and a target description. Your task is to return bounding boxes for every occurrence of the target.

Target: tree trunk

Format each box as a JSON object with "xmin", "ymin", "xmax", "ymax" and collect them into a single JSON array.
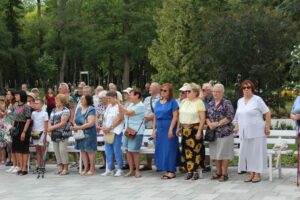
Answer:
[
  {"xmin": 122, "ymin": 55, "xmax": 130, "ymax": 88},
  {"xmin": 0, "ymin": 68, "xmax": 3, "ymax": 92},
  {"xmin": 59, "ymin": 48, "xmax": 67, "ymax": 83},
  {"xmin": 108, "ymin": 55, "xmax": 113, "ymax": 83},
  {"xmin": 37, "ymin": 0, "xmax": 43, "ymax": 57}
]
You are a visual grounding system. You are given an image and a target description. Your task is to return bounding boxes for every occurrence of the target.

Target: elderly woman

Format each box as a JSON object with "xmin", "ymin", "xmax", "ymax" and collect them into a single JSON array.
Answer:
[
  {"xmin": 93, "ymin": 85, "xmax": 104, "ymax": 108},
  {"xmin": 290, "ymin": 95, "xmax": 300, "ymax": 184},
  {"xmin": 206, "ymin": 84, "xmax": 234, "ymax": 182},
  {"xmin": 47, "ymin": 94, "xmax": 72, "ymax": 175},
  {"xmin": 101, "ymin": 91, "xmax": 124, "ymax": 177},
  {"xmin": 118, "ymin": 89, "xmax": 146, "ymax": 178},
  {"xmin": 178, "ymin": 83, "xmax": 206, "ymax": 180},
  {"xmin": 152, "ymin": 83, "xmax": 179, "ymax": 179},
  {"xmin": 72, "ymin": 94, "xmax": 97, "ymax": 175},
  {"xmin": 12, "ymin": 90, "xmax": 31, "ymax": 175},
  {"xmin": 95, "ymin": 90, "xmax": 108, "ymax": 169},
  {"xmin": 233, "ymin": 80, "xmax": 271, "ymax": 183}
]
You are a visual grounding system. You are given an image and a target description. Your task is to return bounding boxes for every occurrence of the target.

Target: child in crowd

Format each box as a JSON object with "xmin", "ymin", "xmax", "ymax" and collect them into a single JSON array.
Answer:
[{"xmin": 31, "ymin": 99, "xmax": 48, "ymax": 172}]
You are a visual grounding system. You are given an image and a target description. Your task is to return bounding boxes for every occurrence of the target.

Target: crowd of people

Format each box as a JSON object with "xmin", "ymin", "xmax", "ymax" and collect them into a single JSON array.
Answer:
[{"xmin": 0, "ymin": 80, "xmax": 299, "ymax": 184}]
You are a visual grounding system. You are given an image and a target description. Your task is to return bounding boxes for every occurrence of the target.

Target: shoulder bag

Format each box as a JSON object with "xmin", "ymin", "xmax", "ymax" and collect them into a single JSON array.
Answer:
[
  {"xmin": 73, "ymin": 107, "xmax": 91, "ymax": 140},
  {"xmin": 124, "ymin": 116, "xmax": 144, "ymax": 140}
]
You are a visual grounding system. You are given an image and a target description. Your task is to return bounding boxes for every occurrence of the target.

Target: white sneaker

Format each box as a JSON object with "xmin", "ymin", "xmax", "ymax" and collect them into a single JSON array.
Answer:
[
  {"xmin": 11, "ymin": 166, "xmax": 20, "ymax": 173},
  {"xmin": 114, "ymin": 170, "xmax": 123, "ymax": 177},
  {"xmin": 6, "ymin": 166, "xmax": 15, "ymax": 173},
  {"xmin": 101, "ymin": 170, "xmax": 113, "ymax": 176}
]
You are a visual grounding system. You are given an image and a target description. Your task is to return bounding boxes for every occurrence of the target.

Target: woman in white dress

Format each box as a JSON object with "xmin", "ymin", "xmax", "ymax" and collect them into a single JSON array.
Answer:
[{"xmin": 233, "ymin": 80, "xmax": 271, "ymax": 183}]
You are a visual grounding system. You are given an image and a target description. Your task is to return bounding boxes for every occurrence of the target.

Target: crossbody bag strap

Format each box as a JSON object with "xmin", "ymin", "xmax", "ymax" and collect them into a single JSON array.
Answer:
[{"xmin": 150, "ymin": 97, "xmax": 154, "ymax": 113}]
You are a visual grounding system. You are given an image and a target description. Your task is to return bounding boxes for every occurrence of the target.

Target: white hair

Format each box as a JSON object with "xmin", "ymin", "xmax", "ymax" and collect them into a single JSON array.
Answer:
[
  {"xmin": 202, "ymin": 83, "xmax": 213, "ymax": 91},
  {"xmin": 213, "ymin": 83, "xmax": 225, "ymax": 93},
  {"xmin": 151, "ymin": 82, "xmax": 161, "ymax": 89}
]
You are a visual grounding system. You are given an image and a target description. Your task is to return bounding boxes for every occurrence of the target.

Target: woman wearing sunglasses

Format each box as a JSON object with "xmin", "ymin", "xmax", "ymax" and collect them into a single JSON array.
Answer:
[
  {"xmin": 178, "ymin": 83, "xmax": 206, "ymax": 180},
  {"xmin": 233, "ymin": 80, "xmax": 271, "ymax": 183}
]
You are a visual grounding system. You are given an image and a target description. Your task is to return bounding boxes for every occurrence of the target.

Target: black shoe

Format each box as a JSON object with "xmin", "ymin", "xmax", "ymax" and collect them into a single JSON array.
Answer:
[
  {"xmin": 122, "ymin": 164, "xmax": 129, "ymax": 170},
  {"xmin": 20, "ymin": 171, "xmax": 28, "ymax": 176},
  {"xmin": 185, "ymin": 172, "xmax": 193, "ymax": 180},
  {"xmin": 5, "ymin": 161, "xmax": 13, "ymax": 166},
  {"xmin": 202, "ymin": 166, "xmax": 211, "ymax": 173},
  {"xmin": 99, "ymin": 165, "xmax": 106, "ymax": 170},
  {"xmin": 238, "ymin": 171, "xmax": 247, "ymax": 174}
]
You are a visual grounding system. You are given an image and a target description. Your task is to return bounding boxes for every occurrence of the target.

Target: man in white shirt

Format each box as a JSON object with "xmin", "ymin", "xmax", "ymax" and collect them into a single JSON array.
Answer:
[{"xmin": 141, "ymin": 82, "xmax": 160, "ymax": 171}]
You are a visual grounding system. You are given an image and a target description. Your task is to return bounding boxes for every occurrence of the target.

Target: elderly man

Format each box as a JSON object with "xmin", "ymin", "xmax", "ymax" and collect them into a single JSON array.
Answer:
[
  {"xmin": 140, "ymin": 82, "xmax": 161, "ymax": 171},
  {"xmin": 108, "ymin": 83, "xmax": 123, "ymax": 101},
  {"xmin": 73, "ymin": 82, "xmax": 86, "ymax": 103},
  {"xmin": 177, "ymin": 83, "xmax": 188, "ymax": 105},
  {"xmin": 202, "ymin": 83, "xmax": 214, "ymax": 109}
]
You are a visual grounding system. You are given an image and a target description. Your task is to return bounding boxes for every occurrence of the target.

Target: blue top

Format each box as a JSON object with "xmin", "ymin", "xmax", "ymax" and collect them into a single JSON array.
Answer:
[
  {"xmin": 203, "ymin": 96, "xmax": 214, "ymax": 109},
  {"xmin": 154, "ymin": 98, "xmax": 178, "ymax": 120},
  {"xmin": 75, "ymin": 106, "xmax": 96, "ymax": 134},
  {"xmin": 124, "ymin": 102, "xmax": 146, "ymax": 135},
  {"xmin": 291, "ymin": 96, "xmax": 300, "ymax": 114}
]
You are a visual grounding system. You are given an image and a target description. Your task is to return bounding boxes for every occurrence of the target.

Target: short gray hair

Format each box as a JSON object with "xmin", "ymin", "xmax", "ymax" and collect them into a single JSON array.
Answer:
[
  {"xmin": 151, "ymin": 82, "xmax": 161, "ymax": 90},
  {"xmin": 202, "ymin": 83, "xmax": 213, "ymax": 91},
  {"xmin": 213, "ymin": 83, "xmax": 225, "ymax": 93}
]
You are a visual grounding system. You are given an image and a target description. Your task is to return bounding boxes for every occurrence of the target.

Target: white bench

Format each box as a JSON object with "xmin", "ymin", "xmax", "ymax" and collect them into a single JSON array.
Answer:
[
  {"xmin": 207, "ymin": 130, "xmax": 297, "ymax": 181},
  {"xmin": 28, "ymin": 129, "xmax": 297, "ymax": 179}
]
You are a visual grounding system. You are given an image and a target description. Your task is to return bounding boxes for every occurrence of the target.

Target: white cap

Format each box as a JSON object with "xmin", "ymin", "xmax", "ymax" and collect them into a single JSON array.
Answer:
[
  {"xmin": 122, "ymin": 87, "xmax": 133, "ymax": 94},
  {"xmin": 179, "ymin": 85, "xmax": 188, "ymax": 92}
]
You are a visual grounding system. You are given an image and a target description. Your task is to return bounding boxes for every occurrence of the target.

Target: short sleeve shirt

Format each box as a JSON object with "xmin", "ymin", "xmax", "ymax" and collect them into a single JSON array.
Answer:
[
  {"xmin": 291, "ymin": 96, "xmax": 300, "ymax": 114},
  {"xmin": 179, "ymin": 98, "xmax": 206, "ymax": 124},
  {"xmin": 234, "ymin": 95, "xmax": 269, "ymax": 139},
  {"xmin": 124, "ymin": 102, "xmax": 146, "ymax": 135},
  {"xmin": 31, "ymin": 110, "xmax": 49, "ymax": 131},
  {"xmin": 13, "ymin": 104, "xmax": 31, "ymax": 122},
  {"xmin": 143, "ymin": 95, "xmax": 160, "ymax": 129},
  {"xmin": 103, "ymin": 104, "xmax": 124, "ymax": 135},
  {"xmin": 50, "ymin": 107, "xmax": 71, "ymax": 133}
]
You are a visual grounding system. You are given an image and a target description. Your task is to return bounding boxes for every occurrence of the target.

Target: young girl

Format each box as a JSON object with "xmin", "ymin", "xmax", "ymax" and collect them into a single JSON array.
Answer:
[{"xmin": 31, "ymin": 99, "xmax": 48, "ymax": 173}]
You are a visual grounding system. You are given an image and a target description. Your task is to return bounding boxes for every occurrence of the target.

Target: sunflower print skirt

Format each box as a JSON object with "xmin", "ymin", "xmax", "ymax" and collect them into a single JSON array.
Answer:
[{"xmin": 181, "ymin": 126, "xmax": 205, "ymax": 172}]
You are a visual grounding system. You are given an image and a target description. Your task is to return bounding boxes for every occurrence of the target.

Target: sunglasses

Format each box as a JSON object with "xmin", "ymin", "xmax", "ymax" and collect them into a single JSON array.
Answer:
[
  {"xmin": 180, "ymin": 91, "xmax": 187, "ymax": 94},
  {"xmin": 160, "ymin": 89, "xmax": 168, "ymax": 93},
  {"xmin": 186, "ymin": 90, "xmax": 192, "ymax": 93},
  {"xmin": 242, "ymin": 86, "xmax": 251, "ymax": 90}
]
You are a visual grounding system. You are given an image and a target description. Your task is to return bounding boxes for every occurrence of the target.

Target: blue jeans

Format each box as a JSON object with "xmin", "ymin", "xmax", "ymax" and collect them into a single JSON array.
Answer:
[{"xmin": 105, "ymin": 133, "xmax": 123, "ymax": 170}]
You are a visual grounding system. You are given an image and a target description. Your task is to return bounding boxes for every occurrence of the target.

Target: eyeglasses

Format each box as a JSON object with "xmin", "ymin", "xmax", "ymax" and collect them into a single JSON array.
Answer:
[
  {"xmin": 179, "ymin": 91, "xmax": 187, "ymax": 94},
  {"xmin": 186, "ymin": 90, "xmax": 192, "ymax": 93},
  {"xmin": 242, "ymin": 86, "xmax": 251, "ymax": 90},
  {"xmin": 160, "ymin": 89, "xmax": 168, "ymax": 93}
]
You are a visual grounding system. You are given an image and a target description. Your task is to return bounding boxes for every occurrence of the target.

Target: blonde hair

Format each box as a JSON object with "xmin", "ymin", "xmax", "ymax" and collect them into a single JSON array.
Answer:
[
  {"xmin": 55, "ymin": 94, "xmax": 69, "ymax": 106},
  {"xmin": 188, "ymin": 83, "xmax": 201, "ymax": 96}
]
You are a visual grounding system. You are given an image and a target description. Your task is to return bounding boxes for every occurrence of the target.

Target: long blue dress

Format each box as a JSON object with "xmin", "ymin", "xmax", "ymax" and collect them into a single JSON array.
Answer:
[
  {"xmin": 154, "ymin": 98, "xmax": 180, "ymax": 172},
  {"xmin": 75, "ymin": 106, "xmax": 97, "ymax": 152}
]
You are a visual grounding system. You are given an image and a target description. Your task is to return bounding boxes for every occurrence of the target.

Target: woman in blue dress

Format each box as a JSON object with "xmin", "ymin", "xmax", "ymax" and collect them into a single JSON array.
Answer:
[
  {"xmin": 72, "ymin": 94, "xmax": 97, "ymax": 175},
  {"xmin": 290, "ymin": 95, "xmax": 300, "ymax": 184},
  {"xmin": 152, "ymin": 83, "xmax": 179, "ymax": 179}
]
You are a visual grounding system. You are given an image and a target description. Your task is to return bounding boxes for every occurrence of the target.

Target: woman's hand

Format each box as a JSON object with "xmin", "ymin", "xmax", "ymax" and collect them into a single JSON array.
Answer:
[
  {"xmin": 210, "ymin": 122, "xmax": 219, "ymax": 129},
  {"xmin": 47, "ymin": 126, "xmax": 53, "ymax": 132},
  {"xmin": 152, "ymin": 129, "xmax": 157, "ymax": 139},
  {"xmin": 195, "ymin": 130, "xmax": 202, "ymax": 140},
  {"xmin": 20, "ymin": 132, "xmax": 26, "ymax": 141},
  {"xmin": 102, "ymin": 127, "xmax": 110, "ymax": 134},
  {"xmin": 168, "ymin": 129, "xmax": 173, "ymax": 140},
  {"xmin": 71, "ymin": 125, "xmax": 80, "ymax": 132},
  {"xmin": 264, "ymin": 126, "xmax": 270, "ymax": 136},
  {"xmin": 233, "ymin": 125, "xmax": 239, "ymax": 135}
]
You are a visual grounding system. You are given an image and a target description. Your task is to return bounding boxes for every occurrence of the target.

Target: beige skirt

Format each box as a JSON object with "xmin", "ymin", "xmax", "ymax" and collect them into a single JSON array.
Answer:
[{"xmin": 209, "ymin": 134, "xmax": 234, "ymax": 160}]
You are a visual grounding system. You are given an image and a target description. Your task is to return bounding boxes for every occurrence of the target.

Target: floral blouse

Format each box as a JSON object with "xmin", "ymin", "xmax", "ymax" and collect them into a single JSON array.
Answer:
[{"xmin": 206, "ymin": 99, "xmax": 234, "ymax": 138}]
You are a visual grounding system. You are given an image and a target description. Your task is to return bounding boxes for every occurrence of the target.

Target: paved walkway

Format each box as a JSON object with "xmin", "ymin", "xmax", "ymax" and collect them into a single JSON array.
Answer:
[{"xmin": 0, "ymin": 165, "xmax": 299, "ymax": 200}]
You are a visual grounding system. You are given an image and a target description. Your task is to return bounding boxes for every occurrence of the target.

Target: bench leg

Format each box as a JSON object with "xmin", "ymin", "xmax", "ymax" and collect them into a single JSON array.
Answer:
[
  {"xmin": 79, "ymin": 152, "xmax": 82, "ymax": 174},
  {"xmin": 278, "ymin": 155, "xmax": 282, "ymax": 179},
  {"xmin": 269, "ymin": 154, "xmax": 272, "ymax": 181}
]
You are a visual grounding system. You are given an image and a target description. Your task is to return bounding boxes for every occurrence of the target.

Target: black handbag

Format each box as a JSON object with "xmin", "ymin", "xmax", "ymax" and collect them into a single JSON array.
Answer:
[{"xmin": 204, "ymin": 128, "xmax": 216, "ymax": 142}]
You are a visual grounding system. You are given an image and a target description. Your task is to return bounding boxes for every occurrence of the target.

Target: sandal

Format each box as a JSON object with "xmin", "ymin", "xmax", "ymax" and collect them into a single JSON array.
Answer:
[
  {"xmin": 185, "ymin": 172, "xmax": 193, "ymax": 180},
  {"xmin": 60, "ymin": 171, "xmax": 69, "ymax": 176},
  {"xmin": 191, "ymin": 172, "xmax": 199, "ymax": 181},
  {"xmin": 244, "ymin": 175, "xmax": 254, "ymax": 182},
  {"xmin": 135, "ymin": 172, "xmax": 142, "ymax": 178},
  {"xmin": 211, "ymin": 174, "xmax": 222, "ymax": 180},
  {"xmin": 160, "ymin": 174, "xmax": 169, "ymax": 179},
  {"xmin": 124, "ymin": 172, "xmax": 134, "ymax": 177},
  {"xmin": 219, "ymin": 175, "xmax": 229, "ymax": 182},
  {"xmin": 161, "ymin": 173, "xmax": 176, "ymax": 180},
  {"xmin": 86, "ymin": 171, "xmax": 95, "ymax": 176},
  {"xmin": 81, "ymin": 171, "xmax": 88, "ymax": 176},
  {"xmin": 252, "ymin": 175, "xmax": 261, "ymax": 183},
  {"xmin": 54, "ymin": 170, "xmax": 62, "ymax": 175}
]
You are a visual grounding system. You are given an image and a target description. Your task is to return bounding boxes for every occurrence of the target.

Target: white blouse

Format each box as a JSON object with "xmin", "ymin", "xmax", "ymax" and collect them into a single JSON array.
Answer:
[
  {"xmin": 234, "ymin": 95, "xmax": 269, "ymax": 139},
  {"xmin": 103, "ymin": 104, "xmax": 124, "ymax": 135}
]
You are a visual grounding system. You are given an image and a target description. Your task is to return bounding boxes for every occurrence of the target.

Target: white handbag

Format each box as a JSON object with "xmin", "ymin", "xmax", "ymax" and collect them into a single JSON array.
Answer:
[{"xmin": 73, "ymin": 129, "xmax": 85, "ymax": 140}]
